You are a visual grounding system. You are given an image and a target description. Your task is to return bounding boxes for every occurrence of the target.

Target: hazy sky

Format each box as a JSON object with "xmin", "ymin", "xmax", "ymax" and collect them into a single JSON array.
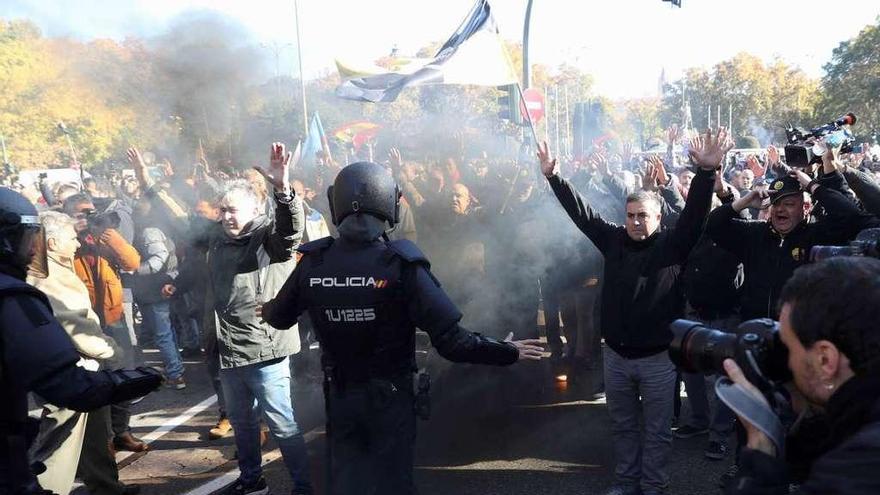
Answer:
[{"xmin": 4, "ymin": 0, "xmax": 879, "ymax": 99}]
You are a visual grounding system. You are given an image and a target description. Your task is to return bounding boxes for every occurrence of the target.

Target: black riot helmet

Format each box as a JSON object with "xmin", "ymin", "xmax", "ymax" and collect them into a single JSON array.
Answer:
[
  {"xmin": 327, "ymin": 162, "xmax": 401, "ymax": 226},
  {"xmin": 0, "ymin": 187, "xmax": 48, "ymax": 279}
]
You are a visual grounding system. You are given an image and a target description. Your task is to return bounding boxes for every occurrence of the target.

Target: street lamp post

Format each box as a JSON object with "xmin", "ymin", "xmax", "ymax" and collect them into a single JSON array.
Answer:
[{"xmin": 294, "ymin": 0, "xmax": 309, "ymax": 137}]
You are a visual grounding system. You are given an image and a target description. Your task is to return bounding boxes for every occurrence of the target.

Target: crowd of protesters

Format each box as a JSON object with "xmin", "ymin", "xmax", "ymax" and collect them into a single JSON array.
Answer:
[{"xmin": 4, "ymin": 119, "xmax": 880, "ymax": 495}]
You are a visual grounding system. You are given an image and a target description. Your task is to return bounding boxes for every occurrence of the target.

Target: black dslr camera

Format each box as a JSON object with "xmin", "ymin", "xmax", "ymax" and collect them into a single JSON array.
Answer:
[
  {"xmin": 784, "ymin": 113, "xmax": 857, "ymax": 167},
  {"xmin": 670, "ymin": 319, "xmax": 791, "ymax": 385},
  {"xmin": 86, "ymin": 209, "xmax": 121, "ymax": 233},
  {"xmin": 811, "ymin": 228, "xmax": 880, "ymax": 262}
]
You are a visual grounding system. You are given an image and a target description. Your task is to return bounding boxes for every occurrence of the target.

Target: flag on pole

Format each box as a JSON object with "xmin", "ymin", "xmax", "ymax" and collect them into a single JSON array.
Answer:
[
  {"xmin": 336, "ymin": 0, "xmax": 516, "ymax": 103},
  {"xmin": 301, "ymin": 112, "xmax": 330, "ymax": 168}
]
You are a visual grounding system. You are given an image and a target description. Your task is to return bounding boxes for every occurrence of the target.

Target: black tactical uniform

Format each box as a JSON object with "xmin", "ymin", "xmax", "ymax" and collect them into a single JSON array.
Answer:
[
  {"xmin": 0, "ymin": 187, "xmax": 162, "ymax": 495},
  {"xmin": 261, "ymin": 162, "xmax": 520, "ymax": 495}
]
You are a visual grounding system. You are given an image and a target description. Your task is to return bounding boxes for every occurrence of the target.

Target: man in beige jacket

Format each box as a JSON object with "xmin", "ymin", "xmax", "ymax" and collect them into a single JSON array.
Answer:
[{"xmin": 27, "ymin": 211, "xmax": 137, "ymax": 495}]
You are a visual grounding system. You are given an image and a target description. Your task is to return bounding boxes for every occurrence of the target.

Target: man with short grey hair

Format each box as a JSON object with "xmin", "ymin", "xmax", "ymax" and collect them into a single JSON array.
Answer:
[
  {"xmin": 539, "ymin": 129, "xmax": 731, "ymax": 495},
  {"xmin": 28, "ymin": 211, "xmax": 136, "ymax": 495},
  {"xmin": 149, "ymin": 143, "xmax": 311, "ymax": 495}
]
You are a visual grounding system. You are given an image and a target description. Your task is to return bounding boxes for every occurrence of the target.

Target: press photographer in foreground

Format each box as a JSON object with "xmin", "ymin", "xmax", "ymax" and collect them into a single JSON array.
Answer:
[{"xmin": 723, "ymin": 256, "xmax": 880, "ymax": 494}]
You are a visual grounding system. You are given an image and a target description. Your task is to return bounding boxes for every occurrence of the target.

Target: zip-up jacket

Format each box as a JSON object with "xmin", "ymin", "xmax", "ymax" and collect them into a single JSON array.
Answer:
[
  {"xmin": 547, "ymin": 167, "xmax": 715, "ymax": 358},
  {"xmin": 706, "ymin": 185, "xmax": 879, "ymax": 320}
]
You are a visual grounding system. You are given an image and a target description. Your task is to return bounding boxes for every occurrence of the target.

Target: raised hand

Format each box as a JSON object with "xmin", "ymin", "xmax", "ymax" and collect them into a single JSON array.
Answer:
[
  {"xmin": 642, "ymin": 156, "xmax": 665, "ymax": 191},
  {"xmin": 622, "ymin": 141, "xmax": 634, "ymax": 165},
  {"xmin": 746, "ymin": 154, "xmax": 766, "ymax": 178},
  {"xmin": 254, "ymin": 142, "xmax": 293, "ymax": 193},
  {"xmin": 790, "ymin": 169, "xmax": 813, "ymax": 191},
  {"xmin": 389, "ymin": 147, "xmax": 402, "ymax": 169},
  {"xmin": 688, "ymin": 127, "xmax": 734, "ymax": 171},
  {"xmin": 162, "ymin": 159, "xmax": 174, "ymax": 178},
  {"xmin": 537, "ymin": 141, "xmax": 559, "ymax": 178},
  {"xmin": 126, "ymin": 147, "xmax": 145, "ymax": 171},
  {"xmin": 126, "ymin": 147, "xmax": 151, "ymax": 187},
  {"xmin": 666, "ymin": 124, "xmax": 681, "ymax": 146},
  {"xmin": 766, "ymin": 145, "xmax": 780, "ymax": 167},
  {"xmin": 649, "ymin": 155, "xmax": 669, "ymax": 186},
  {"xmin": 590, "ymin": 150, "xmax": 610, "ymax": 176},
  {"xmin": 505, "ymin": 332, "xmax": 545, "ymax": 361},
  {"xmin": 733, "ymin": 189, "xmax": 770, "ymax": 212}
]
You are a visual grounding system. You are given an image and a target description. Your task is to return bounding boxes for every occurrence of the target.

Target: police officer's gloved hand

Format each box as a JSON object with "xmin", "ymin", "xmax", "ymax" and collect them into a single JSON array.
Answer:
[{"xmin": 106, "ymin": 366, "xmax": 164, "ymax": 403}]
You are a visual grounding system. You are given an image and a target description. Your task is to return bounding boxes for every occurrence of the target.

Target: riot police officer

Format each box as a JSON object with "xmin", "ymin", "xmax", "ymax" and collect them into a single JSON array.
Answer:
[
  {"xmin": 0, "ymin": 187, "xmax": 162, "ymax": 495},
  {"xmin": 260, "ymin": 162, "xmax": 544, "ymax": 495}
]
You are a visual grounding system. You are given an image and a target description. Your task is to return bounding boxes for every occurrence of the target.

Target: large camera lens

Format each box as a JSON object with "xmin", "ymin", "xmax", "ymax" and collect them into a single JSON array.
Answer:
[{"xmin": 669, "ymin": 320, "xmax": 738, "ymax": 374}]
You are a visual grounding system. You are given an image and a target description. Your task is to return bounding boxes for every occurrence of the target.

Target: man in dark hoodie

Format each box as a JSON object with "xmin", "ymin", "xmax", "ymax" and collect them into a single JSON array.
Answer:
[
  {"xmin": 538, "ymin": 129, "xmax": 732, "ymax": 495},
  {"xmin": 260, "ymin": 161, "xmax": 544, "ymax": 495}
]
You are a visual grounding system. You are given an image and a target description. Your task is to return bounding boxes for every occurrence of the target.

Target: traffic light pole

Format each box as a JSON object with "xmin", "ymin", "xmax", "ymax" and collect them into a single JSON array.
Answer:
[
  {"xmin": 514, "ymin": 82, "xmax": 539, "ymax": 148},
  {"xmin": 521, "ymin": 0, "xmax": 535, "ymax": 147}
]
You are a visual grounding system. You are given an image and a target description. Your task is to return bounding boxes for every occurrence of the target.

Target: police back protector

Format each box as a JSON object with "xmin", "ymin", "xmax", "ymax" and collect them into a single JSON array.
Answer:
[{"xmin": 297, "ymin": 237, "xmax": 422, "ymax": 382}]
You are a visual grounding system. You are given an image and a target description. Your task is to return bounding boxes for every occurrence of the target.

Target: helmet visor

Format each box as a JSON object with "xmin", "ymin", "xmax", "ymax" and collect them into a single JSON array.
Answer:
[{"xmin": 18, "ymin": 215, "xmax": 48, "ymax": 278}]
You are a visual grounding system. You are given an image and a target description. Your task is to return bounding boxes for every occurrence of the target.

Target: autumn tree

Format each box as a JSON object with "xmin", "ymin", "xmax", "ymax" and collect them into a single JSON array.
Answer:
[
  {"xmin": 818, "ymin": 17, "xmax": 880, "ymax": 140},
  {"xmin": 660, "ymin": 53, "xmax": 819, "ymax": 145}
]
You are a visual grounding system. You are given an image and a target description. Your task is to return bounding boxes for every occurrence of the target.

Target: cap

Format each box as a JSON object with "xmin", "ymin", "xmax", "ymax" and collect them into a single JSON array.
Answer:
[{"xmin": 768, "ymin": 176, "xmax": 803, "ymax": 204}]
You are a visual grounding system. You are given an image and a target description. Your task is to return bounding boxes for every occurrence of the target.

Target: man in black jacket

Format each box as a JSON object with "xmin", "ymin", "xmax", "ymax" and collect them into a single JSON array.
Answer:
[
  {"xmin": 723, "ymin": 257, "xmax": 880, "ymax": 494},
  {"xmin": 706, "ymin": 152, "xmax": 879, "ymax": 321},
  {"xmin": 538, "ymin": 129, "xmax": 732, "ymax": 495}
]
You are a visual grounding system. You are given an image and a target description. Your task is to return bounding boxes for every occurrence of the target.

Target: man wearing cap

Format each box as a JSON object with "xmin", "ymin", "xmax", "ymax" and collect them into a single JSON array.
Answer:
[{"xmin": 706, "ymin": 164, "xmax": 878, "ymax": 321}]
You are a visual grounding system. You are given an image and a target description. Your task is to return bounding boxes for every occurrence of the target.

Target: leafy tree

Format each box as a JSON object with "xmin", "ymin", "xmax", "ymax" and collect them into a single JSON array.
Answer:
[
  {"xmin": 818, "ymin": 17, "xmax": 880, "ymax": 140},
  {"xmin": 660, "ymin": 53, "xmax": 819, "ymax": 144}
]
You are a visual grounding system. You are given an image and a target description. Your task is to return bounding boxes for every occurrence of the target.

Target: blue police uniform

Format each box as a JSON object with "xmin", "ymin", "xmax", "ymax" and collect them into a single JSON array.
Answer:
[
  {"xmin": 0, "ymin": 272, "xmax": 119, "ymax": 494},
  {"xmin": 262, "ymin": 235, "xmax": 518, "ymax": 495}
]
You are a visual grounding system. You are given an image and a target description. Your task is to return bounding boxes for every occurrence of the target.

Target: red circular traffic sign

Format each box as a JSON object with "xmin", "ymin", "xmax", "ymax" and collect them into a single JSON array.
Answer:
[{"xmin": 521, "ymin": 88, "xmax": 545, "ymax": 123}]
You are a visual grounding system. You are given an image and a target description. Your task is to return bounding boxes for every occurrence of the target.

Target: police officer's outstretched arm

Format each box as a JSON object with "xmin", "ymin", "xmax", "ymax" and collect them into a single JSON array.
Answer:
[
  {"xmin": 1, "ymin": 294, "xmax": 162, "ymax": 412},
  {"xmin": 407, "ymin": 263, "xmax": 543, "ymax": 364}
]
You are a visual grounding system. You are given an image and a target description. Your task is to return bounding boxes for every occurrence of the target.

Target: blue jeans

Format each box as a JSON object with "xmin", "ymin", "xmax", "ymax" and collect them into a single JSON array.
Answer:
[
  {"xmin": 604, "ymin": 347, "xmax": 676, "ymax": 492},
  {"xmin": 220, "ymin": 357, "xmax": 312, "ymax": 491},
  {"xmin": 140, "ymin": 301, "xmax": 184, "ymax": 380}
]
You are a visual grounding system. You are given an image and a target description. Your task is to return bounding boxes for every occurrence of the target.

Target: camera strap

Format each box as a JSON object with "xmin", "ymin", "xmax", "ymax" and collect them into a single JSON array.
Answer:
[{"xmin": 715, "ymin": 377, "xmax": 786, "ymax": 456}]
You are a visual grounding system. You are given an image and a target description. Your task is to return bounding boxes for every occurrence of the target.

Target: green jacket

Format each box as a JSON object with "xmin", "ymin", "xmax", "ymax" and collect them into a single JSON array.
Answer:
[{"xmin": 193, "ymin": 192, "xmax": 305, "ymax": 369}]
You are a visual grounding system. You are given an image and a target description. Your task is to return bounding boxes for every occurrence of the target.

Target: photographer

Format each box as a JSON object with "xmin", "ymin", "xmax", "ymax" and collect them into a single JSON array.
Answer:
[
  {"xmin": 723, "ymin": 256, "xmax": 880, "ymax": 494},
  {"xmin": 61, "ymin": 194, "xmax": 151, "ymax": 453}
]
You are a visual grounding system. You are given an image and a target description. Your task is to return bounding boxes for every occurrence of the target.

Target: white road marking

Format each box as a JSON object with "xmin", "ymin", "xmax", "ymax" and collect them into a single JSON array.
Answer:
[
  {"xmin": 116, "ymin": 394, "xmax": 218, "ymax": 463},
  {"xmin": 181, "ymin": 428, "xmax": 324, "ymax": 495}
]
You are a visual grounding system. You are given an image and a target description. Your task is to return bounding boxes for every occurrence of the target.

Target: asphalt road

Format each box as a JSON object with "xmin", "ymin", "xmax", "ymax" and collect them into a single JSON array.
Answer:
[{"xmin": 88, "ymin": 348, "xmax": 732, "ymax": 495}]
